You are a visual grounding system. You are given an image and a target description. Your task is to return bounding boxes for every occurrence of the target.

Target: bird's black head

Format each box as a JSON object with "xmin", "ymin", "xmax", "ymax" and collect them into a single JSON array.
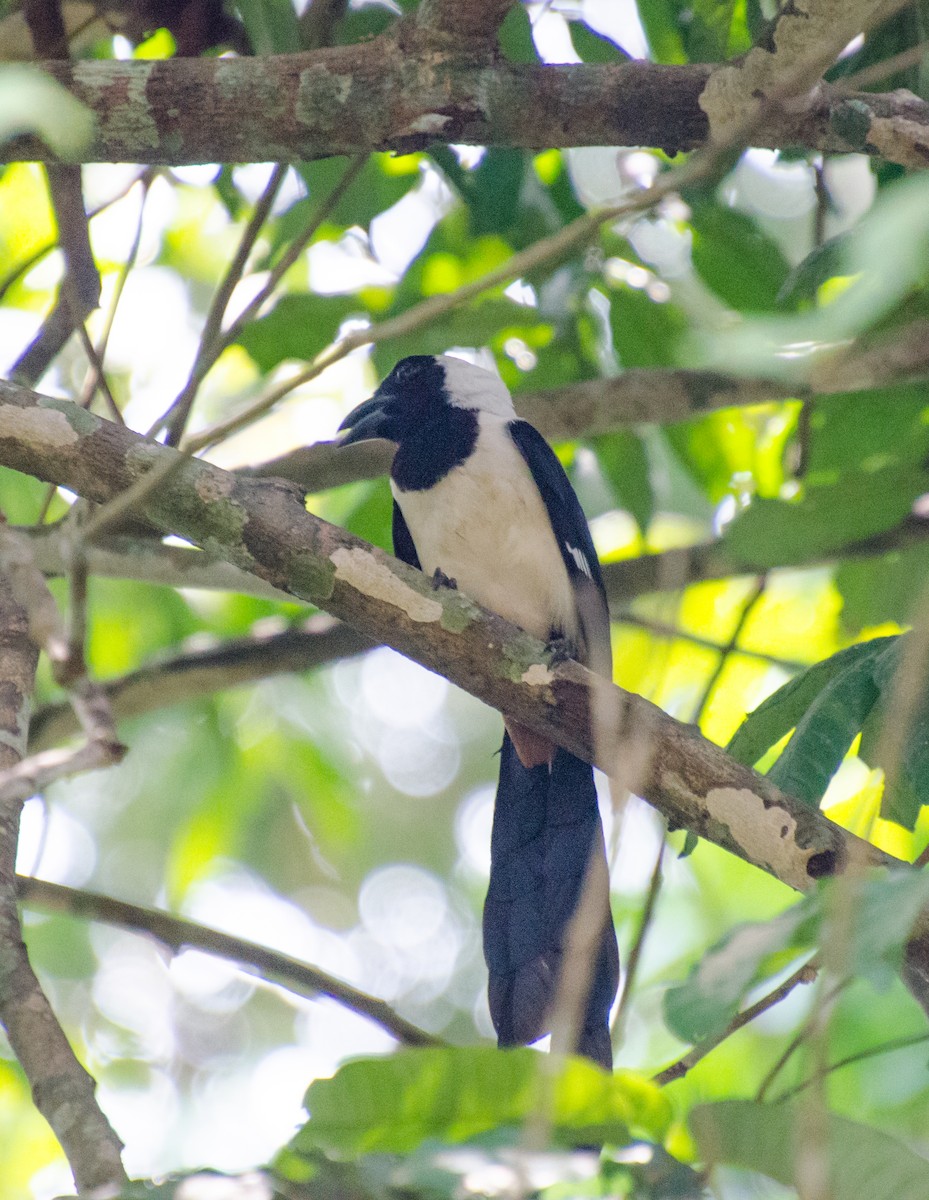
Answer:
[{"xmin": 338, "ymin": 355, "xmax": 448, "ymax": 446}]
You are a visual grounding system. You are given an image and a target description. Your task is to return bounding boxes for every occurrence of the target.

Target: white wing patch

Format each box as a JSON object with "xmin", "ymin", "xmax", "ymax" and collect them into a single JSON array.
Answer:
[{"xmin": 566, "ymin": 543, "xmax": 593, "ymax": 579}]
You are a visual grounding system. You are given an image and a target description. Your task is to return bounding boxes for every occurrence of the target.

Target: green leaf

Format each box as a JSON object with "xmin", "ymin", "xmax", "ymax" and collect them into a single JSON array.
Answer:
[
  {"xmin": 291, "ymin": 155, "xmax": 416, "ymax": 235},
  {"xmin": 592, "ymin": 430, "xmax": 654, "ymax": 531},
  {"xmin": 805, "ymin": 385, "xmax": 929, "ymax": 479},
  {"xmin": 685, "ymin": 0, "xmax": 752, "ymax": 63},
  {"xmin": 498, "ymin": 4, "xmax": 538, "ymax": 63},
  {"xmin": 777, "ymin": 234, "xmax": 848, "ymax": 307},
  {"xmin": 431, "ymin": 149, "xmax": 546, "ymax": 245},
  {"xmin": 286, "ymin": 1047, "xmax": 671, "ymax": 1158},
  {"xmin": 723, "ymin": 466, "xmax": 929, "ymax": 567},
  {"xmin": 0, "ymin": 66, "xmax": 95, "ymax": 157},
  {"xmin": 236, "ymin": 294, "xmax": 360, "ymax": 371},
  {"xmin": 835, "ymin": 869, "xmax": 929, "ymax": 979},
  {"xmin": 234, "ymin": 0, "xmax": 301, "ymax": 52},
  {"xmin": 688, "ymin": 172, "xmax": 929, "ymax": 380},
  {"xmin": 856, "ymin": 635, "xmax": 929, "ymax": 828},
  {"xmin": 690, "ymin": 204, "xmax": 792, "ymax": 313},
  {"xmin": 692, "ymin": 1099, "xmax": 929, "ymax": 1198},
  {"xmin": 636, "ymin": 0, "xmax": 688, "ymax": 63},
  {"xmin": 837, "ymin": 546, "xmax": 929, "ymax": 635},
  {"xmin": 569, "ymin": 21, "xmax": 632, "ymax": 62},
  {"xmin": 765, "ymin": 642, "xmax": 886, "ymax": 805},
  {"xmin": 664, "ymin": 906, "xmax": 812, "ymax": 1043},
  {"xmin": 609, "ymin": 285, "xmax": 687, "ymax": 368},
  {"xmin": 726, "ymin": 638, "xmax": 898, "ymax": 769}
]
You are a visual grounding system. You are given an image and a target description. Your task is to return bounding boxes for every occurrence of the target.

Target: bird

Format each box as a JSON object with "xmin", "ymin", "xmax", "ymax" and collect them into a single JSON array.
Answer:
[{"xmin": 339, "ymin": 354, "xmax": 619, "ymax": 1069}]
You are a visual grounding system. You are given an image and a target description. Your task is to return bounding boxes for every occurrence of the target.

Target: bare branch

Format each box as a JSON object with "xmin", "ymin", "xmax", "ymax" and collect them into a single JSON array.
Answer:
[
  {"xmin": 163, "ymin": 163, "xmax": 288, "ymax": 446},
  {"xmin": 29, "ymin": 614, "xmax": 372, "ymax": 750},
  {"xmin": 0, "ymin": 574, "xmax": 127, "ymax": 1192},
  {"xmin": 612, "ymin": 838, "xmax": 665, "ymax": 1051},
  {"xmin": 0, "ymin": 523, "xmax": 125, "ymax": 801},
  {"xmin": 17, "ymin": 876, "xmax": 441, "ymax": 1048},
  {"xmin": 9, "ymin": 50, "xmax": 929, "ymax": 167},
  {"xmin": 653, "ymin": 959, "xmax": 820, "ymax": 1087},
  {"xmin": 12, "ymin": 166, "xmax": 100, "ymax": 386},
  {"xmin": 26, "ymin": 527, "xmax": 293, "ymax": 602}
]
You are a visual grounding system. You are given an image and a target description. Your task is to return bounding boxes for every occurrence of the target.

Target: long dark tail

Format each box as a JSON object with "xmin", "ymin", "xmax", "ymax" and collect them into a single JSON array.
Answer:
[{"xmin": 482, "ymin": 734, "xmax": 620, "ymax": 1070}]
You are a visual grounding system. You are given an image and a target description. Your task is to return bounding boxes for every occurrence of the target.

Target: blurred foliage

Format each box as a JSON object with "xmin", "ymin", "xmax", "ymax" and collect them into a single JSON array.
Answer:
[{"xmin": 1, "ymin": 0, "xmax": 929, "ymax": 1198}]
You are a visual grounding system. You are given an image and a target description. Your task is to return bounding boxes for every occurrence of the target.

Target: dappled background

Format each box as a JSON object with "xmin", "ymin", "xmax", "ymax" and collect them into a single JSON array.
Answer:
[{"xmin": 3, "ymin": 0, "xmax": 929, "ymax": 1195}]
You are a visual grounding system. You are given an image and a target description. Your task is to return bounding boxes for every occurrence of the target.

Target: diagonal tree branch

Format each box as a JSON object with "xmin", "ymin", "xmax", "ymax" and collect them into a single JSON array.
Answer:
[
  {"xmin": 16, "ymin": 876, "xmax": 440, "ymax": 1048},
  {"xmin": 3, "ymin": 379, "xmax": 929, "ymax": 1014},
  {"xmin": 8, "ymin": 49, "xmax": 929, "ymax": 168},
  {"xmin": 29, "ymin": 614, "xmax": 372, "ymax": 750}
]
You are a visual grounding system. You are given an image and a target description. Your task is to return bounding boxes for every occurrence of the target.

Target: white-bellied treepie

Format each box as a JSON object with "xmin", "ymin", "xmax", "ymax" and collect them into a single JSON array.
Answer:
[{"xmin": 339, "ymin": 354, "xmax": 619, "ymax": 1069}]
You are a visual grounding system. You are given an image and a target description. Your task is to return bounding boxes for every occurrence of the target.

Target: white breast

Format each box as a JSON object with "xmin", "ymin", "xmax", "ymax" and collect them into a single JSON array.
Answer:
[{"xmin": 392, "ymin": 414, "xmax": 577, "ymax": 642}]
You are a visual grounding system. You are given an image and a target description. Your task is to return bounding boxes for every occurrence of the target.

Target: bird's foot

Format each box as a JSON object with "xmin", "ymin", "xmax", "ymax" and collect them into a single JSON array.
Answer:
[
  {"xmin": 431, "ymin": 568, "xmax": 457, "ymax": 591},
  {"xmin": 546, "ymin": 634, "xmax": 578, "ymax": 665}
]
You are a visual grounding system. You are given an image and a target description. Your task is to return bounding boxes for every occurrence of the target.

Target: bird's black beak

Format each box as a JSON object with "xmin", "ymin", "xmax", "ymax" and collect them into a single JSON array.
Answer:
[{"xmin": 338, "ymin": 389, "xmax": 397, "ymax": 446}]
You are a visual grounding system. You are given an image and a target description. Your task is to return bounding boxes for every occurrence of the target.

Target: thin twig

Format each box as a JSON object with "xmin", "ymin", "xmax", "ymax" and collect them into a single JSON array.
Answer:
[
  {"xmin": 755, "ymin": 977, "xmax": 847, "ymax": 1101},
  {"xmin": 164, "ymin": 163, "xmax": 288, "ymax": 446},
  {"xmin": 215, "ymin": 154, "xmax": 368, "ymax": 357},
  {"xmin": 692, "ymin": 577, "xmax": 768, "ymax": 723},
  {"xmin": 654, "ymin": 958, "xmax": 820, "ymax": 1087},
  {"xmin": 80, "ymin": 174, "xmax": 153, "ymax": 411},
  {"xmin": 617, "ymin": 612, "xmax": 806, "ymax": 671},
  {"xmin": 838, "ymin": 38, "xmax": 929, "ymax": 92},
  {"xmin": 611, "ymin": 838, "xmax": 665, "ymax": 1052},
  {"xmin": 16, "ymin": 876, "xmax": 442, "ymax": 1048},
  {"xmin": 773, "ymin": 1029, "xmax": 929, "ymax": 1102},
  {"xmin": 76, "ymin": 323, "xmax": 123, "ymax": 423},
  {"xmin": 0, "ymin": 522, "xmax": 124, "ymax": 767},
  {"xmin": 29, "ymin": 615, "xmax": 373, "ymax": 751}
]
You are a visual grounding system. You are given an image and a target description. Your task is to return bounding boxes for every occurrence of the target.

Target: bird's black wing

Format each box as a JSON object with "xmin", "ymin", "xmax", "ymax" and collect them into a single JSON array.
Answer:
[
  {"xmin": 507, "ymin": 420, "xmax": 610, "ymax": 672},
  {"xmin": 392, "ymin": 501, "xmax": 421, "ymax": 570}
]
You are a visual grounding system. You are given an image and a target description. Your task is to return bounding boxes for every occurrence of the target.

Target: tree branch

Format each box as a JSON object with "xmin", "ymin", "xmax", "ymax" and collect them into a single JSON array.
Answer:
[
  {"xmin": 13, "ymin": 2, "xmax": 100, "ymax": 386},
  {"xmin": 0, "ymin": 574, "xmax": 127, "ymax": 1193},
  {"xmin": 653, "ymin": 958, "xmax": 820, "ymax": 1087},
  {"xmin": 602, "ymin": 512, "xmax": 929, "ymax": 599},
  {"xmin": 16, "ymin": 876, "xmax": 441, "ymax": 1049},
  {"xmin": 4, "ymin": 380, "xmax": 929, "ymax": 1012},
  {"xmin": 9, "ymin": 49, "xmax": 929, "ymax": 167},
  {"xmin": 29, "ymin": 614, "xmax": 372, "ymax": 750},
  {"xmin": 26, "ymin": 527, "xmax": 293, "ymax": 603}
]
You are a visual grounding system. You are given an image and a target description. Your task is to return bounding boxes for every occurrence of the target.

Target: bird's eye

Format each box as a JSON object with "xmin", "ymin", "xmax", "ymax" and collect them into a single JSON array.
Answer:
[{"xmin": 394, "ymin": 359, "xmax": 418, "ymax": 383}]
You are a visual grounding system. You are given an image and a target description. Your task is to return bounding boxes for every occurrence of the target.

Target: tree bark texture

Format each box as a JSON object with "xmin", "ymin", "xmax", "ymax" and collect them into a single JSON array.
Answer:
[
  {"xmin": 0, "ymin": 575, "xmax": 127, "ymax": 1193},
  {"xmin": 8, "ymin": 46, "xmax": 929, "ymax": 167}
]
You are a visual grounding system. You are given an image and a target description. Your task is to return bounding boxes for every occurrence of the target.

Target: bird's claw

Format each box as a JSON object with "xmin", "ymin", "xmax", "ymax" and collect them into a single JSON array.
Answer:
[
  {"xmin": 546, "ymin": 634, "xmax": 578, "ymax": 665},
  {"xmin": 431, "ymin": 568, "xmax": 457, "ymax": 591}
]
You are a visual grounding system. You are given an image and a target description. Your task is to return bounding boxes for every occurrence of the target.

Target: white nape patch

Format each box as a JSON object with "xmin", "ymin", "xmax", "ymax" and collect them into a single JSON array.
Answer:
[
  {"xmin": 438, "ymin": 355, "xmax": 516, "ymax": 420},
  {"xmin": 566, "ymin": 543, "xmax": 593, "ymax": 579}
]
